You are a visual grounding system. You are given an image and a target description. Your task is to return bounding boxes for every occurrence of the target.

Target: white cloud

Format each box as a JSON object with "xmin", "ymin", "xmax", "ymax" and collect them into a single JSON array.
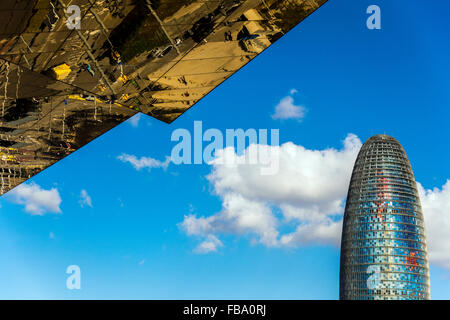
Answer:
[
  {"xmin": 182, "ymin": 214, "xmax": 214, "ymax": 236},
  {"xmin": 79, "ymin": 189, "xmax": 93, "ymax": 208},
  {"xmin": 181, "ymin": 194, "xmax": 279, "ymax": 247},
  {"xmin": 179, "ymin": 134, "xmax": 450, "ymax": 270},
  {"xmin": 118, "ymin": 197, "xmax": 124, "ymax": 208},
  {"xmin": 117, "ymin": 154, "xmax": 171, "ymax": 171},
  {"xmin": 418, "ymin": 181, "xmax": 450, "ymax": 270},
  {"xmin": 6, "ymin": 183, "xmax": 62, "ymax": 215},
  {"xmin": 194, "ymin": 235, "xmax": 223, "ymax": 254},
  {"xmin": 180, "ymin": 134, "xmax": 362, "ymax": 251},
  {"xmin": 271, "ymin": 90, "xmax": 306, "ymax": 121},
  {"xmin": 49, "ymin": 232, "xmax": 55, "ymax": 239},
  {"xmin": 280, "ymin": 218, "xmax": 343, "ymax": 247},
  {"xmin": 128, "ymin": 113, "xmax": 142, "ymax": 127}
]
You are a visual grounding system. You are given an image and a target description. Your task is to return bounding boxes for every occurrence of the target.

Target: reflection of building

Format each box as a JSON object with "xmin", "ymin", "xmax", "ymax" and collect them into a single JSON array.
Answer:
[{"xmin": 340, "ymin": 135, "xmax": 430, "ymax": 300}]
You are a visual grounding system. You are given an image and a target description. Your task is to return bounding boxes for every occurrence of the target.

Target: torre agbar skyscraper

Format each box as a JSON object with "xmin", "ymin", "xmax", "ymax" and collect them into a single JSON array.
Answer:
[{"xmin": 339, "ymin": 134, "xmax": 430, "ymax": 300}]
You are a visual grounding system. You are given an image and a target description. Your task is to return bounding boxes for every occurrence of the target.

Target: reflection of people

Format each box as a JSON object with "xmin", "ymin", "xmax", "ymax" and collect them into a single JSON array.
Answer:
[
  {"xmin": 224, "ymin": 31, "xmax": 232, "ymax": 41},
  {"xmin": 178, "ymin": 76, "xmax": 187, "ymax": 85}
]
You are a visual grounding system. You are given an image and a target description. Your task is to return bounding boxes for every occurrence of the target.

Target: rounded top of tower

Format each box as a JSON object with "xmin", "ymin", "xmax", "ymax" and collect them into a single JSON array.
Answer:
[
  {"xmin": 368, "ymin": 134, "xmax": 397, "ymax": 141},
  {"xmin": 363, "ymin": 134, "xmax": 402, "ymax": 148},
  {"xmin": 355, "ymin": 133, "xmax": 413, "ymax": 176}
]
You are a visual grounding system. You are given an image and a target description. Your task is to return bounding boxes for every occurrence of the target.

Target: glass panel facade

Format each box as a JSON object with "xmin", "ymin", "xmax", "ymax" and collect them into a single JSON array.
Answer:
[{"xmin": 339, "ymin": 134, "xmax": 430, "ymax": 300}]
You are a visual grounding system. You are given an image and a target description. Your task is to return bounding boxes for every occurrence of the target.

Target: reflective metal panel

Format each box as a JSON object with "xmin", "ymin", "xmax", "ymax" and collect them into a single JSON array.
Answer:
[{"xmin": 0, "ymin": 0, "xmax": 327, "ymax": 195}]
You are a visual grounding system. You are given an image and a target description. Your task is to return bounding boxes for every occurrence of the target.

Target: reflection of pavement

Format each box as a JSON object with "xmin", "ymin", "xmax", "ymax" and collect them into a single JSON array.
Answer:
[
  {"xmin": 163, "ymin": 2, "xmax": 212, "ymax": 38},
  {"xmin": 139, "ymin": 0, "xmax": 273, "ymax": 116}
]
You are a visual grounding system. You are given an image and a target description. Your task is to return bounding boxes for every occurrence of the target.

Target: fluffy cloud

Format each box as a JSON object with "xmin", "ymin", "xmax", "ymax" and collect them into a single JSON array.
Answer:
[
  {"xmin": 79, "ymin": 189, "xmax": 93, "ymax": 208},
  {"xmin": 181, "ymin": 194, "xmax": 279, "ymax": 246},
  {"xmin": 418, "ymin": 181, "xmax": 450, "ymax": 269},
  {"xmin": 180, "ymin": 134, "xmax": 362, "ymax": 252},
  {"xmin": 194, "ymin": 235, "xmax": 223, "ymax": 254},
  {"xmin": 271, "ymin": 89, "xmax": 306, "ymax": 121},
  {"xmin": 117, "ymin": 154, "xmax": 171, "ymax": 171},
  {"xmin": 6, "ymin": 183, "xmax": 62, "ymax": 215}
]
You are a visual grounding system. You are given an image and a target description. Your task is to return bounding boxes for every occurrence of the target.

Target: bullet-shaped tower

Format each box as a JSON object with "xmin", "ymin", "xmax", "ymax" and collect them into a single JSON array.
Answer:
[{"xmin": 340, "ymin": 134, "xmax": 430, "ymax": 300}]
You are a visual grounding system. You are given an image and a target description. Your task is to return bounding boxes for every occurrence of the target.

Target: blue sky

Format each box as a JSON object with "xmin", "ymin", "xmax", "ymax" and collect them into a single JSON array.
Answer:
[{"xmin": 1, "ymin": 0, "xmax": 450, "ymax": 299}]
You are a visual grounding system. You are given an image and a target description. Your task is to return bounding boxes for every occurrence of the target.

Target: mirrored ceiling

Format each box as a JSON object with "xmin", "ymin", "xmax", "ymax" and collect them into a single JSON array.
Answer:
[{"xmin": 0, "ymin": 0, "xmax": 327, "ymax": 195}]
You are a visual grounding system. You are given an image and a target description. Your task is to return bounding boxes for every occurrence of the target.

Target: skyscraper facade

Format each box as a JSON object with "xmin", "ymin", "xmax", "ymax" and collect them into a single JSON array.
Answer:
[{"xmin": 340, "ymin": 134, "xmax": 430, "ymax": 300}]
